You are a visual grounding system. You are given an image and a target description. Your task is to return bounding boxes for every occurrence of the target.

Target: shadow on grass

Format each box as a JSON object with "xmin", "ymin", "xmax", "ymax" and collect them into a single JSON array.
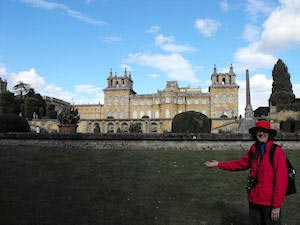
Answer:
[{"xmin": 213, "ymin": 201, "xmax": 249, "ymax": 225}]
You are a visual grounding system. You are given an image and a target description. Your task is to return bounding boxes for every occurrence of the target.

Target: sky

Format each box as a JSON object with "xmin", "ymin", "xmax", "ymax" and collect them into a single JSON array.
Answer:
[{"xmin": 0, "ymin": 0, "xmax": 299, "ymax": 116}]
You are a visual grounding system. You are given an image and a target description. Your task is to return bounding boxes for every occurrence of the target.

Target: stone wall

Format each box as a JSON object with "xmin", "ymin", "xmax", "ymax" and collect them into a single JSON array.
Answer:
[{"xmin": 1, "ymin": 132, "xmax": 300, "ymax": 151}]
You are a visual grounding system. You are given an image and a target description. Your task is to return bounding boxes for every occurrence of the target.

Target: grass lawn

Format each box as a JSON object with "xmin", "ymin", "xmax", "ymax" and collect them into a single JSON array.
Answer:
[{"xmin": 0, "ymin": 145, "xmax": 299, "ymax": 225}]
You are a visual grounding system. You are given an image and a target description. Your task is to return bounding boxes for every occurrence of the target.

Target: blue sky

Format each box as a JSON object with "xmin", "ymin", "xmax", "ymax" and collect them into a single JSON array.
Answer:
[{"xmin": 0, "ymin": 0, "xmax": 299, "ymax": 116}]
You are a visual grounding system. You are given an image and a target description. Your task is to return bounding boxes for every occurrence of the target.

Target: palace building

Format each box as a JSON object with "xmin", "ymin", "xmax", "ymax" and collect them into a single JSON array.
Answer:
[{"xmin": 74, "ymin": 65, "xmax": 239, "ymax": 133}]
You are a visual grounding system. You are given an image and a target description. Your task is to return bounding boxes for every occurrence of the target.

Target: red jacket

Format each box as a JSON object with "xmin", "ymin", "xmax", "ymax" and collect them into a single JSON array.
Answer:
[{"xmin": 218, "ymin": 140, "xmax": 288, "ymax": 208}]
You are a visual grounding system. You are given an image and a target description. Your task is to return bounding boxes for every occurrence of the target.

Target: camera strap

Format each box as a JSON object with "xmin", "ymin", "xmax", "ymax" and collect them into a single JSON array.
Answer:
[{"xmin": 249, "ymin": 145, "xmax": 265, "ymax": 179}]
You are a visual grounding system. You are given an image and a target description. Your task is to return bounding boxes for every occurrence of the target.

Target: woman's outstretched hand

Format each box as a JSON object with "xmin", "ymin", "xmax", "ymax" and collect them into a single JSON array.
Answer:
[{"xmin": 204, "ymin": 160, "xmax": 218, "ymax": 167}]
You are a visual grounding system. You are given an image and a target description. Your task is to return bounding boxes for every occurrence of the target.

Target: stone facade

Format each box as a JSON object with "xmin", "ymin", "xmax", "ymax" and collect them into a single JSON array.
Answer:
[
  {"xmin": 74, "ymin": 65, "xmax": 239, "ymax": 133},
  {"xmin": 0, "ymin": 77, "xmax": 7, "ymax": 94}
]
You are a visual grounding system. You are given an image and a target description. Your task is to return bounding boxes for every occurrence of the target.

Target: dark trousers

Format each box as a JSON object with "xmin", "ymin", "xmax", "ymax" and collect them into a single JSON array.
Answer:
[{"xmin": 249, "ymin": 203, "xmax": 281, "ymax": 225}]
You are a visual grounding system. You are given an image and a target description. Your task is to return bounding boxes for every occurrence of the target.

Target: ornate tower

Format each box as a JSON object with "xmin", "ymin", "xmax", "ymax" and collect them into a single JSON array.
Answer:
[
  {"xmin": 103, "ymin": 68, "xmax": 136, "ymax": 119},
  {"xmin": 209, "ymin": 64, "xmax": 239, "ymax": 118},
  {"xmin": 0, "ymin": 77, "xmax": 7, "ymax": 94}
]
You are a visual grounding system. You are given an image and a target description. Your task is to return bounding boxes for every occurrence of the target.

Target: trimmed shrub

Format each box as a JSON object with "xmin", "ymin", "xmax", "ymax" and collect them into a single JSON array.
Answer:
[
  {"xmin": 0, "ymin": 114, "xmax": 30, "ymax": 132},
  {"xmin": 172, "ymin": 111, "xmax": 211, "ymax": 133}
]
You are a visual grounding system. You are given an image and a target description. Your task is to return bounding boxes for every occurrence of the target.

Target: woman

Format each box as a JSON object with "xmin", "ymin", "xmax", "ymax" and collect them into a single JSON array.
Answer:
[{"xmin": 204, "ymin": 120, "xmax": 288, "ymax": 225}]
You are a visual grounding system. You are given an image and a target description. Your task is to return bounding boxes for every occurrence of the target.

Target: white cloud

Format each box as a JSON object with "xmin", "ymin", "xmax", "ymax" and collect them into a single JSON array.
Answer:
[
  {"xmin": 237, "ymin": 74, "xmax": 273, "ymax": 116},
  {"xmin": 75, "ymin": 84, "xmax": 101, "ymax": 95},
  {"xmin": 242, "ymin": 24, "xmax": 260, "ymax": 42},
  {"xmin": 149, "ymin": 73, "xmax": 160, "ymax": 78},
  {"xmin": 127, "ymin": 53, "xmax": 199, "ymax": 82},
  {"xmin": 120, "ymin": 64, "xmax": 132, "ymax": 73},
  {"xmin": 0, "ymin": 64, "xmax": 7, "ymax": 76},
  {"xmin": 2, "ymin": 66, "xmax": 103, "ymax": 105},
  {"xmin": 235, "ymin": 0, "xmax": 300, "ymax": 70},
  {"xmin": 234, "ymin": 43, "xmax": 277, "ymax": 70},
  {"xmin": 246, "ymin": 0, "xmax": 275, "ymax": 21},
  {"xmin": 101, "ymin": 35, "xmax": 123, "ymax": 43},
  {"xmin": 21, "ymin": 0, "xmax": 105, "ymax": 25},
  {"xmin": 155, "ymin": 34, "xmax": 195, "ymax": 53},
  {"xmin": 293, "ymin": 84, "xmax": 300, "ymax": 98},
  {"xmin": 220, "ymin": 0, "xmax": 229, "ymax": 11},
  {"xmin": 10, "ymin": 68, "xmax": 46, "ymax": 90},
  {"xmin": 146, "ymin": 25, "xmax": 161, "ymax": 34},
  {"xmin": 195, "ymin": 18, "xmax": 221, "ymax": 37},
  {"xmin": 257, "ymin": 0, "xmax": 300, "ymax": 53}
]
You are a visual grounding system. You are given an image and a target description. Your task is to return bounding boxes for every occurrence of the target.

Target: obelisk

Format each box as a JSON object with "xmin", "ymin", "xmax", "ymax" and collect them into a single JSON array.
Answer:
[
  {"xmin": 237, "ymin": 69, "xmax": 255, "ymax": 133},
  {"xmin": 245, "ymin": 69, "xmax": 254, "ymax": 119}
]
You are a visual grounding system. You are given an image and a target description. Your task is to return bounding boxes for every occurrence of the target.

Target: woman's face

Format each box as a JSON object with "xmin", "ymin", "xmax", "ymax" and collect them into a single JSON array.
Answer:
[{"xmin": 256, "ymin": 128, "xmax": 269, "ymax": 143}]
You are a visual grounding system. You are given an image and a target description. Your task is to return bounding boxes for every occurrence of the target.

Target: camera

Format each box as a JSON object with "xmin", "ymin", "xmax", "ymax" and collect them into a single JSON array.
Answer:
[{"xmin": 246, "ymin": 176, "xmax": 258, "ymax": 192}]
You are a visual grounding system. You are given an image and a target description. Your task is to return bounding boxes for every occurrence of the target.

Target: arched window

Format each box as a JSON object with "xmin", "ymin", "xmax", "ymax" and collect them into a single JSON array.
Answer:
[
  {"xmin": 166, "ymin": 96, "xmax": 170, "ymax": 103},
  {"xmin": 121, "ymin": 123, "xmax": 128, "ymax": 133},
  {"xmin": 150, "ymin": 123, "xmax": 158, "ymax": 133},
  {"xmin": 107, "ymin": 123, "xmax": 114, "ymax": 133},
  {"xmin": 147, "ymin": 111, "xmax": 151, "ymax": 118}
]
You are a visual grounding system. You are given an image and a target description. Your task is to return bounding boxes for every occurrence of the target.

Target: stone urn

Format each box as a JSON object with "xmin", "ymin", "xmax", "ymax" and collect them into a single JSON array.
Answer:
[
  {"xmin": 57, "ymin": 106, "xmax": 80, "ymax": 134},
  {"xmin": 58, "ymin": 124, "xmax": 78, "ymax": 134}
]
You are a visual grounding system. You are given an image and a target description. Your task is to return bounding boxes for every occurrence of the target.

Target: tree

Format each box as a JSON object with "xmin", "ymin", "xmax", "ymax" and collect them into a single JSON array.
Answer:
[
  {"xmin": 172, "ymin": 111, "xmax": 211, "ymax": 133},
  {"xmin": 46, "ymin": 104, "xmax": 57, "ymax": 119},
  {"xmin": 23, "ymin": 89, "xmax": 46, "ymax": 119},
  {"xmin": 0, "ymin": 91, "xmax": 18, "ymax": 114},
  {"xmin": 269, "ymin": 59, "xmax": 295, "ymax": 109}
]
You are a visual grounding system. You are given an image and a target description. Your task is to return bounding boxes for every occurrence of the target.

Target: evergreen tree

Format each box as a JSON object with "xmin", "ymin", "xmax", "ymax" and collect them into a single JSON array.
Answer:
[{"xmin": 269, "ymin": 59, "xmax": 295, "ymax": 108}]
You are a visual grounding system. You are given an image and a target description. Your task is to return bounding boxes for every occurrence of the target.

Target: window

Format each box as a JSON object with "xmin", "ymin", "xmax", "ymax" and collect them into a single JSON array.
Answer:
[
  {"xmin": 140, "ymin": 111, "xmax": 145, "ymax": 118},
  {"xmin": 187, "ymin": 99, "xmax": 192, "ymax": 105},
  {"xmin": 202, "ymin": 109, "xmax": 206, "ymax": 115},
  {"xmin": 120, "ymin": 97, "xmax": 125, "ymax": 105},
  {"xmin": 166, "ymin": 97, "xmax": 170, "ymax": 103},
  {"xmin": 229, "ymin": 94, "xmax": 234, "ymax": 103},
  {"xmin": 140, "ymin": 100, "xmax": 144, "ymax": 105},
  {"xmin": 155, "ymin": 99, "xmax": 160, "ymax": 104},
  {"xmin": 194, "ymin": 99, "xmax": 199, "ymax": 104},
  {"xmin": 133, "ymin": 111, "xmax": 137, "ymax": 119},
  {"xmin": 133, "ymin": 100, "xmax": 138, "ymax": 106},
  {"xmin": 178, "ymin": 98, "xmax": 183, "ymax": 104},
  {"xmin": 107, "ymin": 123, "xmax": 114, "ymax": 133},
  {"xmin": 114, "ymin": 111, "xmax": 118, "ymax": 119},
  {"xmin": 223, "ymin": 94, "xmax": 226, "ymax": 103},
  {"xmin": 166, "ymin": 109, "xmax": 170, "ymax": 118},
  {"xmin": 202, "ymin": 99, "xmax": 206, "ymax": 104},
  {"xmin": 147, "ymin": 100, "xmax": 152, "ymax": 105},
  {"xmin": 108, "ymin": 96, "xmax": 112, "ymax": 105},
  {"xmin": 147, "ymin": 111, "xmax": 152, "ymax": 118},
  {"xmin": 215, "ymin": 95, "xmax": 220, "ymax": 104},
  {"xmin": 114, "ymin": 96, "xmax": 118, "ymax": 105},
  {"xmin": 120, "ymin": 111, "xmax": 124, "ymax": 119},
  {"xmin": 155, "ymin": 111, "xmax": 159, "ymax": 118}
]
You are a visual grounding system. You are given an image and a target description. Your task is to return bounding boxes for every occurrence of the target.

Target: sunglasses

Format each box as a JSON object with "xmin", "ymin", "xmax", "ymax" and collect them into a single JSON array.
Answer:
[{"xmin": 256, "ymin": 128, "xmax": 269, "ymax": 133}]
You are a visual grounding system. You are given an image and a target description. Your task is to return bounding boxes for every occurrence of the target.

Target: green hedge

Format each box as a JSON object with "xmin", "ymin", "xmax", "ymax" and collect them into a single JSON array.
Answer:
[
  {"xmin": 0, "ymin": 114, "xmax": 30, "ymax": 132},
  {"xmin": 172, "ymin": 111, "xmax": 211, "ymax": 133}
]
